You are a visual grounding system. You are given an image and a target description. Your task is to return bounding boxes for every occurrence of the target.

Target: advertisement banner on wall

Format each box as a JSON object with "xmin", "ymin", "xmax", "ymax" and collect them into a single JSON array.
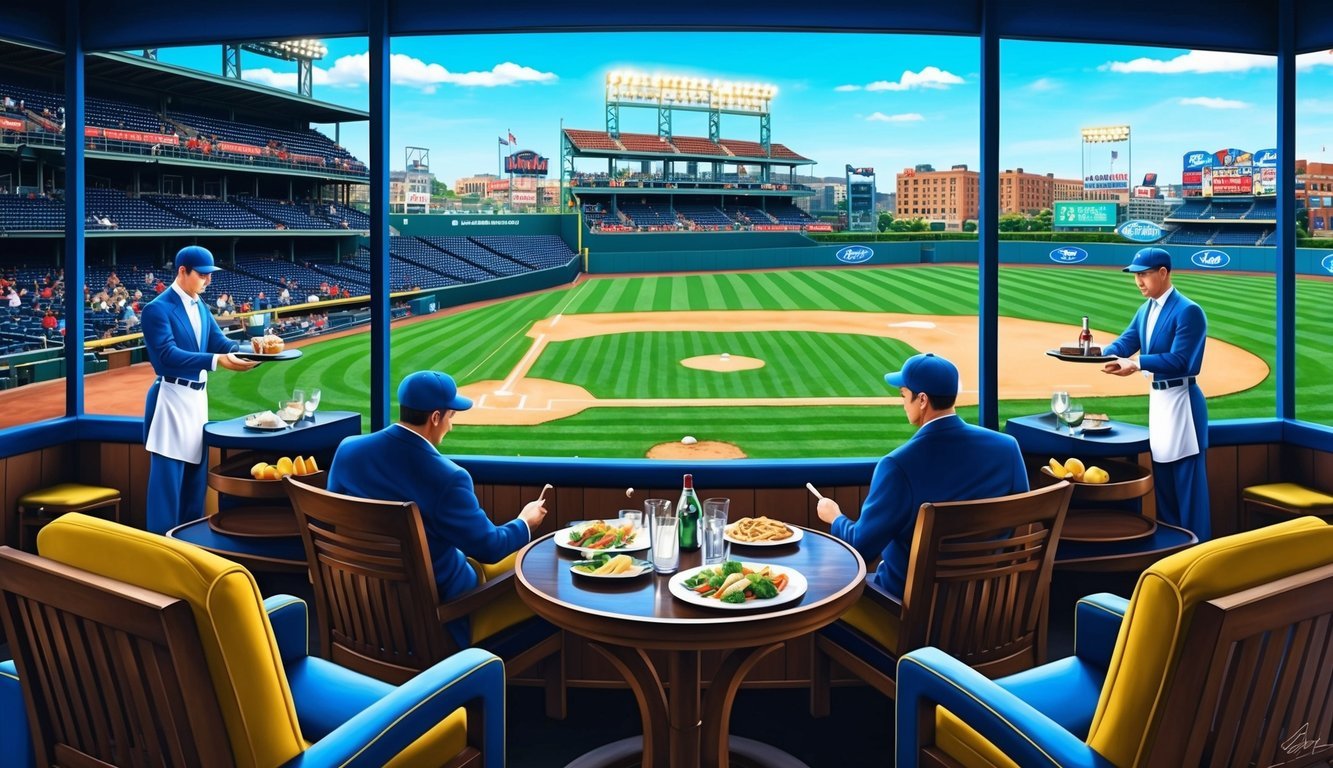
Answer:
[
  {"xmin": 1203, "ymin": 166, "xmax": 1253, "ymax": 197},
  {"xmin": 1182, "ymin": 150, "xmax": 1211, "ymax": 188},
  {"xmin": 1054, "ymin": 201, "xmax": 1118, "ymax": 227},
  {"xmin": 511, "ymin": 190, "xmax": 537, "ymax": 205}
]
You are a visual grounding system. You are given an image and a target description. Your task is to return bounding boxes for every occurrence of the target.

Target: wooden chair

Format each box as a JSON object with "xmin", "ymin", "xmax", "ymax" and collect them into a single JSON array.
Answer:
[
  {"xmin": 0, "ymin": 513, "xmax": 505, "ymax": 768},
  {"xmin": 896, "ymin": 516, "xmax": 1333, "ymax": 768},
  {"xmin": 0, "ymin": 546, "xmax": 231, "ymax": 767},
  {"xmin": 811, "ymin": 480, "xmax": 1072, "ymax": 714},
  {"xmin": 285, "ymin": 477, "xmax": 566, "ymax": 718}
]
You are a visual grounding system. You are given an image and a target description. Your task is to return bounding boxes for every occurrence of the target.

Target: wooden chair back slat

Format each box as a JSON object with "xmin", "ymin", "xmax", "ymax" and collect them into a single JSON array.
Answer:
[
  {"xmin": 900, "ymin": 482, "xmax": 1072, "ymax": 676},
  {"xmin": 0, "ymin": 547, "xmax": 233, "ymax": 768},
  {"xmin": 1146, "ymin": 561, "xmax": 1333, "ymax": 768},
  {"xmin": 286, "ymin": 478, "xmax": 456, "ymax": 685}
]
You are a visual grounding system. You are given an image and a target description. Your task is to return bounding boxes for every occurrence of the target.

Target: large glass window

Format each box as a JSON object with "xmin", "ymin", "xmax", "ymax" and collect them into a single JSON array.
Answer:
[{"xmin": 997, "ymin": 41, "xmax": 1277, "ymax": 433}]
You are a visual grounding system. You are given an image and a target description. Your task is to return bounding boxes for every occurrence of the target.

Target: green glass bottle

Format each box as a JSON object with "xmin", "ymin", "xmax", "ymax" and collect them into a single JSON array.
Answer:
[{"xmin": 677, "ymin": 473, "xmax": 701, "ymax": 552}]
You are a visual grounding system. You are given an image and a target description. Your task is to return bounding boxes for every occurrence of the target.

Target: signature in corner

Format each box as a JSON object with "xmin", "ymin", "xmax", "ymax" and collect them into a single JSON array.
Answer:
[{"xmin": 1269, "ymin": 723, "xmax": 1332, "ymax": 766}]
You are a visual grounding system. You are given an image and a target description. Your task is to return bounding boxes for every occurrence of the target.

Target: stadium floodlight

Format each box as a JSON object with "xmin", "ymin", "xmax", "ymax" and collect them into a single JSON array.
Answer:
[
  {"xmin": 1081, "ymin": 125, "xmax": 1131, "ymax": 144},
  {"xmin": 605, "ymin": 69, "xmax": 778, "ymax": 115}
]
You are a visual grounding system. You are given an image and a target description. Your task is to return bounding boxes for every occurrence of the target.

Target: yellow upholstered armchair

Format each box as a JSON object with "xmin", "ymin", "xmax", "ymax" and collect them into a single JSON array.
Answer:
[
  {"xmin": 0, "ymin": 513, "xmax": 505, "ymax": 768},
  {"xmin": 896, "ymin": 516, "xmax": 1333, "ymax": 768}
]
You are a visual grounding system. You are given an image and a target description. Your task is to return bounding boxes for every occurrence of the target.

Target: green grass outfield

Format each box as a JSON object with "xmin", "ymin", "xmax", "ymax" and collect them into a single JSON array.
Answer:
[{"xmin": 207, "ymin": 265, "xmax": 1332, "ymax": 459}]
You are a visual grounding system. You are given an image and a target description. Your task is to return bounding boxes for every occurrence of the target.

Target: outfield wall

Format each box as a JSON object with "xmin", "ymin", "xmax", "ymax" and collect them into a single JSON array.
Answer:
[{"xmin": 585, "ymin": 235, "xmax": 1333, "ymax": 277}]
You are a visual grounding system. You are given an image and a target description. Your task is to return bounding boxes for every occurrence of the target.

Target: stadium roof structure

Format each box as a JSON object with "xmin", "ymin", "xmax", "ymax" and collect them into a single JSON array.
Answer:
[
  {"xmin": 2, "ymin": 1, "xmax": 1328, "ymax": 56},
  {"xmin": 0, "ymin": 42, "xmax": 366, "ymax": 124},
  {"xmin": 563, "ymin": 129, "xmax": 812, "ymax": 165}
]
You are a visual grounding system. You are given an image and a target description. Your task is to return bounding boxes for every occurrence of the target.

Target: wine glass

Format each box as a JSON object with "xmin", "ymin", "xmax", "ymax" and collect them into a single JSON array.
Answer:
[
  {"xmin": 1050, "ymin": 391, "xmax": 1070, "ymax": 428},
  {"xmin": 1061, "ymin": 401, "xmax": 1086, "ymax": 437},
  {"xmin": 303, "ymin": 388, "xmax": 321, "ymax": 420}
]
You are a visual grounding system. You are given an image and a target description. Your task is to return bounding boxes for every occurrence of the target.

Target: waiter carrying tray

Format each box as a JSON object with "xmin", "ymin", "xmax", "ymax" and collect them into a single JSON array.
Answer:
[
  {"xmin": 141, "ymin": 246, "xmax": 259, "ymax": 533},
  {"xmin": 1100, "ymin": 247, "xmax": 1211, "ymax": 540}
]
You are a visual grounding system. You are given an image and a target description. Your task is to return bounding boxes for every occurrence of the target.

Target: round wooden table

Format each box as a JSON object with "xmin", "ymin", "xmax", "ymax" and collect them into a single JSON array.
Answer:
[{"xmin": 515, "ymin": 527, "xmax": 865, "ymax": 768}]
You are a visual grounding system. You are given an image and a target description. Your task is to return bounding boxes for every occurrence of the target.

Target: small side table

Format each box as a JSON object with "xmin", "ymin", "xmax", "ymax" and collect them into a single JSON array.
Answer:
[{"xmin": 18, "ymin": 483, "xmax": 122, "ymax": 552}]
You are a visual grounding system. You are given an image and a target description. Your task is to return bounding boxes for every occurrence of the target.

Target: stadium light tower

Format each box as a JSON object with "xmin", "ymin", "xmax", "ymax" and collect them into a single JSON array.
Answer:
[
  {"xmin": 222, "ymin": 39, "xmax": 329, "ymax": 98},
  {"xmin": 604, "ymin": 70, "xmax": 777, "ymax": 146},
  {"xmin": 1080, "ymin": 124, "xmax": 1132, "ymax": 201}
]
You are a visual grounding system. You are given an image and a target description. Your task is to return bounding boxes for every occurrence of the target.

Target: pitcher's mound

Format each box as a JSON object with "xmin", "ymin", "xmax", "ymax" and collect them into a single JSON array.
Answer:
[
  {"xmin": 646, "ymin": 440, "xmax": 748, "ymax": 460},
  {"xmin": 680, "ymin": 354, "xmax": 765, "ymax": 372}
]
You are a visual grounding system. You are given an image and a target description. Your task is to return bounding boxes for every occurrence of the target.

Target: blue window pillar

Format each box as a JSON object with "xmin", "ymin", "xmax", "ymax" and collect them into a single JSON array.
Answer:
[
  {"xmin": 978, "ymin": 4, "xmax": 1000, "ymax": 429},
  {"xmin": 64, "ymin": 0, "xmax": 85, "ymax": 417},
  {"xmin": 1276, "ymin": 0, "xmax": 1296, "ymax": 421},
  {"xmin": 369, "ymin": 0, "xmax": 391, "ymax": 430}
]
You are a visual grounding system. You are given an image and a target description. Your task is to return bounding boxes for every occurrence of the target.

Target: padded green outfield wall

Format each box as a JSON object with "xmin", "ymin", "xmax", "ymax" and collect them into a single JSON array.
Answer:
[{"xmin": 391, "ymin": 213, "xmax": 566, "ymax": 237}]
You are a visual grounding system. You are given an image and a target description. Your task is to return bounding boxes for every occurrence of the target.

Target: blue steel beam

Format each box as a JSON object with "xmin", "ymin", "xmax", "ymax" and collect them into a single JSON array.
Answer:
[
  {"xmin": 977, "ymin": 3, "xmax": 999, "ymax": 430},
  {"xmin": 1276, "ymin": 0, "xmax": 1296, "ymax": 421},
  {"xmin": 64, "ymin": 0, "xmax": 85, "ymax": 418},
  {"xmin": 369, "ymin": 0, "xmax": 391, "ymax": 430}
]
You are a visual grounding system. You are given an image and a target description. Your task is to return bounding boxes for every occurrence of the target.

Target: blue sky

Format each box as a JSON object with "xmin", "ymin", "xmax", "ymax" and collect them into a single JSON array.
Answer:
[{"xmin": 151, "ymin": 34, "xmax": 1333, "ymax": 189}]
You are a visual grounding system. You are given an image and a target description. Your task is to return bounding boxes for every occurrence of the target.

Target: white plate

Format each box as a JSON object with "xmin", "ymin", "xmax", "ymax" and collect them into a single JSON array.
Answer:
[
  {"xmin": 1081, "ymin": 421, "xmax": 1113, "ymax": 433},
  {"xmin": 668, "ymin": 562, "xmax": 807, "ymax": 610},
  {"xmin": 724, "ymin": 522, "xmax": 804, "ymax": 547},
  {"xmin": 570, "ymin": 556, "xmax": 653, "ymax": 579},
  {"xmin": 555, "ymin": 521, "xmax": 650, "ymax": 554},
  {"xmin": 243, "ymin": 414, "xmax": 291, "ymax": 431}
]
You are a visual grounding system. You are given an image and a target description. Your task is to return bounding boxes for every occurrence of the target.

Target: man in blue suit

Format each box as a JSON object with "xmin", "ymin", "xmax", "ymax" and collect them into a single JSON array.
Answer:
[
  {"xmin": 141, "ymin": 246, "xmax": 258, "ymax": 534},
  {"xmin": 327, "ymin": 371, "xmax": 549, "ymax": 646},
  {"xmin": 817, "ymin": 353, "xmax": 1029, "ymax": 597},
  {"xmin": 1102, "ymin": 247, "xmax": 1211, "ymax": 540}
]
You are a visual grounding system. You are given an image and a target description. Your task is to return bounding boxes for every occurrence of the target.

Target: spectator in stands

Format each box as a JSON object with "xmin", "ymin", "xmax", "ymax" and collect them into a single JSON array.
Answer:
[
  {"xmin": 154, "ymin": 279, "xmax": 166, "ymax": 294},
  {"xmin": 120, "ymin": 302, "xmax": 139, "ymax": 329},
  {"xmin": 278, "ymin": 286, "xmax": 291, "ymax": 305},
  {"xmin": 340, "ymin": 287, "xmax": 351, "ymax": 299},
  {"xmin": 306, "ymin": 291, "xmax": 321, "ymax": 304},
  {"xmin": 9, "ymin": 285, "xmax": 26, "ymax": 307},
  {"xmin": 215, "ymin": 293, "xmax": 228, "ymax": 314},
  {"xmin": 327, "ymin": 283, "xmax": 339, "ymax": 298},
  {"xmin": 144, "ymin": 270, "xmax": 155, "ymax": 286},
  {"xmin": 41, "ymin": 310, "xmax": 56, "ymax": 330},
  {"xmin": 327, "ymin": 370, "xmax": 548, "ymax": 646},
  {"xmin": 255, "ymin": 291, "xmax": 272, "ymax": 310},
  {"xmin": 339, "ymin": 219, "xmax": 349, "ymax": 229},
  {"xmin": 141, "ymin": 246, "xmax": 259, "ymax": 533}
]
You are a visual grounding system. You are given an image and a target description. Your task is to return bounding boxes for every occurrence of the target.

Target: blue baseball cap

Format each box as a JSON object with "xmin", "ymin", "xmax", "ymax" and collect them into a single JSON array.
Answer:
[
  {"xmin": 398, "ymin": 371, "xmax": 473, "ymax": 412},
  {"xmin": 174, "ymin": 246, "xmax": 221, "ymax": 274},
  {"xmin": 885, "ymin": 353, "xmax": 959, "ymax": 397},
  {"xmin": 1123, "ymin": 247, "xmax": 1172, "ymax": 273}
]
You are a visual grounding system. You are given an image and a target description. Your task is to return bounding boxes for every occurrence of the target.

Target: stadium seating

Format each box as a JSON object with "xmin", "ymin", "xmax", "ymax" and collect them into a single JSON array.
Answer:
[
  {"xmin": 618, "ymin": 132, "xmax": 678, "ymax": 153},
  {"xmin": 0, "ymin": 195, "xmax": 64, "ymax": 231},
  {"xmin": 85, "ymin": 188, "xmax": 196, "ymax": 230},
  {"xmin": 470, "ymin": 236, "xmax": 578, "ymax": 270},
  {"xmin": 1167, "ymin": 200, "xmax": 1209, "ymax": 219},
  {"xmin": 725, "ymin": 205, "xmax": 776, "ymax": 225},
  {"xmin": 1211, "ymin": 227, "xmax": 1267, "ymax": 246},
  {"xmin": 144, "ymin": 195, "xmax": 275, "ymax": 229},
  {"xmin": 563, "ymin": 129, "xmax": 624, "ymax": 151},
  {"xmin": 396, "ymin": 237, "xmax": 497, "ymax": 281},
  {"xmin": 669, "ymin": 136, "xmax": 727, "ymax": 155},
  {"xmin": 719, "ymin": 138, "xmax": 767, "ymax": 158},
  {"xmin": 1247, "ymin": 200, "xmax": 1277, "ymax": 219},
  {"xmin": 1165, "ymin": 228, "xmax": 1216, "ymax": 245},
  {"xmin": 767, "ymin": 202, "xmax": 816, "ymax": 225},
  {"xmin": 619, "ymin": 202, "xmax": 677, "ymax": 228},
  {"xmin": 675, "ymin": 204, "xmax": 734, "ymax": 229},
  {"xmin": 237, "ymin": 197, "xmax": 335, "ymax": 230}
]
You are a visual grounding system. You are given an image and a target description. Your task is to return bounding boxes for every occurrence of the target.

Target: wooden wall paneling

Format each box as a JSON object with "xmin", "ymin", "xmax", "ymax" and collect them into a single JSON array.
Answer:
[
  {"xmin": 1206, "ymin": 445, "xmax": 1238, "ymax": 538},
  {"xmin": 1311, "ymin": 449, "xmax": 1333, "ymax": 492},
  {"xmin": 752, "ymin": 488, "xmax": 798, "ymax": 526},
  {"xmin": 39, "ymin": 444, "xmax": 70, "ymax": 489},
  {"xmin": 5, "ymin": 451, "xmax": 44, "ymax": 547},
  {"xmin": 95, "ymin": 443, "xmax": 131, "ymax": 525},
  {"xmin": 1235, "ymin": 444, "xmax": 1274, "ymax": 533},
  {"xmin": 1267, "ymin": 442, "xmax": 1282, "ymax": 483},
  {"xmin": 580, "ymin": 487, "xmax": 634, "ymax": 525},
  {"xmin": 487, "ymin": 484, "xmax": 520, "ymax": 526},
  {"xmin": 1281, "ymin": 444, "xmax": 1314, "ymax": 486},
  {"xmin": 829, "ymin": 485, "xmax": 862, "ymax": 522},
  {"xmin": 706, "ymin": 488, "xmax": 755, "ymax": 522},
  {"xmin": 126, "ymin": 444, "xmax": 151, "ymax": 530},
  {"xmin": 0, "ymin": 456, "xmax": 8, "ymax": 547}
]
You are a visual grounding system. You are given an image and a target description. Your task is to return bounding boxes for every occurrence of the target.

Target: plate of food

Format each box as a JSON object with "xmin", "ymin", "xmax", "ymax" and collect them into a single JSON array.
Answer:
[
  {"xmin": 243, "ymin": 411, "xmax": 290, "ymax": 431},
  {"xmin": 555, "ymin": 520, "xmax": 650, "ymax": 554},
  {"xmin": 570, "ymin": 553, "xmax": 653, "ymax": 579},
  {"xmin": 235, "ymin": 333, "xmax": 303, "ymax": 362},
  {"xmin": 669, "ymin": 561, "xmax": 806, "ymax": 610},
  {"xmin": 724, "ymin": 516, "xmax": 804, "ymax": 547}
]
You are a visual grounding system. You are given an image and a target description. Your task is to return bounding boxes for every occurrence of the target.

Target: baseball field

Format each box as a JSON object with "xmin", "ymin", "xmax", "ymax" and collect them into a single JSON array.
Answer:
[{"xmin": 206, "ymin": 264, "xmax": 1330, "ymax": 459}]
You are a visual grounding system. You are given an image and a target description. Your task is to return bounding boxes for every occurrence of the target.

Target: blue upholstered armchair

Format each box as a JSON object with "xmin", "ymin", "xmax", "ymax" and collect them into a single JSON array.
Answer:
[
  {"xmin": 895, "ymin": 517, "xmax": 1333, "ymax": 768},
  {"xmin": 0, "ymin": 513, "xmax": 505, "ymax": 768}
]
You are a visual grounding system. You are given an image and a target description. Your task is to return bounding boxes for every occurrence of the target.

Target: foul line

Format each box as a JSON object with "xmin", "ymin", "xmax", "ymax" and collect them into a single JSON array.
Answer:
[{"xmin": 458, "ymin": 279, "xmax": 591, "ymax": 382}]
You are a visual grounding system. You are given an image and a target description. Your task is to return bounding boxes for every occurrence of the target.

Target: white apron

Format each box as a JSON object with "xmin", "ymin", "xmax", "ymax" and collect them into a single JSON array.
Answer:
[
  {"xmin": 145, "ymin": 380, "xmax": 208, "ymax": 464},
  {"xmin": 1148, "ymin": 383, "xmax": 1198, "ymax": 463}
]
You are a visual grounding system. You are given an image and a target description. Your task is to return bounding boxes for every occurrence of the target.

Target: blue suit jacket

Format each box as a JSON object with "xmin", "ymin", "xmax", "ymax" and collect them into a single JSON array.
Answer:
[
  {"xmin": 140, "ymin": 287, "xmax": 237, "ymax": 441},
  {"xmin": 1102, "ymin": 288, "xmax": 1209, "ymax": 449},
  {"xmin": 832, "ymin": 415, "xmax": 1028, "ymax": 596},
  {"xmin": 327, "ymin": 425, "xmax": 530, "ymax": 600}
]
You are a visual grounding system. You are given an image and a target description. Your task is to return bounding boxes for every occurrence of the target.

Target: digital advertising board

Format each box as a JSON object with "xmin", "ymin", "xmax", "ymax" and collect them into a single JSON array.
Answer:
[
  {"xmin": 1186, "ymin": 147, "xmax": 1275, "ymax": 198},
  {"xmin": 1054, "ymin": 201, "xmax": 1118, "ymax": 228}
]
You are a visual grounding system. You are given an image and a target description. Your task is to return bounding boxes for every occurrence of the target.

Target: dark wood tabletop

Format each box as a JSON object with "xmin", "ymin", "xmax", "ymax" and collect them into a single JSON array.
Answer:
[{"xmin": 515, "ymin": 526, "xmax": 866, "ymax": 651}]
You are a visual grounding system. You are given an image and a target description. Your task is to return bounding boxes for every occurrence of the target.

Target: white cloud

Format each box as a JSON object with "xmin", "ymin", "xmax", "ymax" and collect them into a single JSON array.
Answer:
[
  {"xmin": 1099, "ymin": 50, "xmax": 1271, "ymax": 74},
  {"xmin": 838, "ymin": 66, "xmax": 964, "ymax": 93},
  {"xmin": 867, "ymin": 112, "xmax": 924, "ymax": 123},
  {"xmin": 1027, "ymin": 77, "xmax": 1058, "ymax": 92},
  {"xmin": 1178, "ymin": 96, "xmax": 1250, "ymax": 109},
  {"xmin": 242, "ymin": 53, "xmax": 557, "ymax": 93}
]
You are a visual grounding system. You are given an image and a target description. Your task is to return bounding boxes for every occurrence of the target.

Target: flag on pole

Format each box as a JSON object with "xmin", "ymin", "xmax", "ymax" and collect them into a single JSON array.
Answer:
[
  {"xmin": 1111, "ymin": 150, "xmax": 1119, "ymax": 160},
  {"xmin": 508, "ymin": 130, "xmax": 517, "ymax": 145},
  {"xmin": 498, "ymin": 136, "xmax": 509, "ymax": 146}
]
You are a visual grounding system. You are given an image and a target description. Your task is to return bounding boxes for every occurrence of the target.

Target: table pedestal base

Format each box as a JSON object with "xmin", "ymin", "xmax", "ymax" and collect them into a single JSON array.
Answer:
[{"xmin": 564, "ymin": 736, "xmax": 810, "ymax": 768}]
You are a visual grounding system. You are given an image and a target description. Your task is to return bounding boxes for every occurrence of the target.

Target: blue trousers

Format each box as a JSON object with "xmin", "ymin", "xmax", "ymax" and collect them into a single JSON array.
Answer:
[
  {"xmin": 147, "ymin": 452, "xmax": 208, "ymax": 534},
  {"xmin": 1153, "ymin": 452, "xmax": 1211, "ymax": 541}
]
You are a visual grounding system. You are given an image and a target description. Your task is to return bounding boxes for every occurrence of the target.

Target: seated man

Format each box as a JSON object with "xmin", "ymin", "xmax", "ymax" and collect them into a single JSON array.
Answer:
[
  {"xmin": 818, "ymin": 353, "xmax": 1028, "ymax": 598},
  {"xmin": 328, "ymin": 370, "xmax": 548, "ymax": 645}
]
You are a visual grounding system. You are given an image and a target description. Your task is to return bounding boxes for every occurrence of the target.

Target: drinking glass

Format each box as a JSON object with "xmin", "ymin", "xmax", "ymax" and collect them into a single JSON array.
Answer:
[
  {"xmin": 1050, "ymin": 391, "xmax": 1070, "ymax": 429},
  {"xmin": 277, "ymin": 401, "xmax": 302, "ymax": 426},
  {"xmin": 701, "ymin": 498, "xmax": 730, "ymax": 565},
  {"xmin": 651, "ymin": 513, "xmax": 679, "ymax": 574},
  {"xmin": 303, "ymin": 388, "xmax": 322, "ymax": 419},
  {"xmin": 1061, "ymin": 401, "xmax": 1086, "ymax": 436},
  {"xmin": 618, "ymin": 508, "xmax": 643, "ymax": 529},
  {"xmin": 643, "ymin": 498, "xmax": 671, "ymax": 543}
]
